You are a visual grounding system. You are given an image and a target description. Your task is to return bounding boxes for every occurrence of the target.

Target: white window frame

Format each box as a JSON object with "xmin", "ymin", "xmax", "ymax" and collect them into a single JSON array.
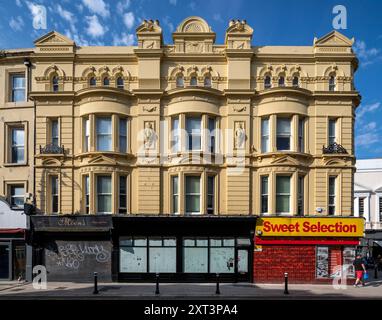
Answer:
[
  {"xmin": 10, "ymin": 185, "xmax": 25, "ymax": 210},
  {"xmin": 185, "ymin": 175, "xmax": 201, "ymax": 215},
  {"xmin": 276, "ymin": 175, "xmax": 291, "ymax": 215},
  {"xmin": 10, "ymin": 73, "xmax": 26, "ymax": 102}
]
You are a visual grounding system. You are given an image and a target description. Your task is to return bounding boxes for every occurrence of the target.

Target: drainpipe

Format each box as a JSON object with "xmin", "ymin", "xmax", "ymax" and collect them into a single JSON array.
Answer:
[{"xmin": 23, "ymin": 57, "xmax": 33, "ymax": 282}]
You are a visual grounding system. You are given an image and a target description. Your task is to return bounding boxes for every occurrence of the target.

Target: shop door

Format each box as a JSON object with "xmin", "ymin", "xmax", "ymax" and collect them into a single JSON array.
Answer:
[
  {"xmin": 0, "ymin": 243, "xmax": 11, "ymax": 280},
  {"xmin": 236, "ymin": 248, "xmax": 249, "ymax": 282}
]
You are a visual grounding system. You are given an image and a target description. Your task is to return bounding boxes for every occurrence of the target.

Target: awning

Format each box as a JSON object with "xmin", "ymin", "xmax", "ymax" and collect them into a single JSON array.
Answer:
[{"xmin": 374, "ymin": 240, "xmax": 382, "ymax": 247}]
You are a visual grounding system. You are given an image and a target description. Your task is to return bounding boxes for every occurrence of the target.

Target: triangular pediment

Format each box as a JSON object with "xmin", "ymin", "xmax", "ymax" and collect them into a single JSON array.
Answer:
[
  {"xmin": 271, "ymin": 155, "xmax": 301, "ymax": 166},
  {"xmin": 314, "ymin": 30, "xmax": 354, "ymax": 47},
  {"xmin": 34, "ymin": 31, "xmax": 75, "ymax": 46},
  {"xmin": 88, "ymin": 155, "xmax": 118, "ymax": 165}
]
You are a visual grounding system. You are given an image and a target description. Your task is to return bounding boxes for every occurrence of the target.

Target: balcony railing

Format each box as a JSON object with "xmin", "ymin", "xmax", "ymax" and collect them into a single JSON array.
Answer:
[
  {"xmin": 322, "ymin": 142, "xmax": 348, "ymax": 154},
  {"xmin": 39, "ymin": 143, "xmax": 65, "ymax": 154}
]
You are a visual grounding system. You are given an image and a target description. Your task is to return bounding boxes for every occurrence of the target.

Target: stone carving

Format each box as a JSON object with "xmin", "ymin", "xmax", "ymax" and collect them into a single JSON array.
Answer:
[
  {"xmin": 143, "ymin": 106, "xmax": 157, "ymax": 112},
  {"xmin": 235, "ymin": 122, "xmax": 246, "ymax": 149},
  {"xmin": 144, "ymin": 122, "xmax": 156, "ymax": 149},
  {"xmin": 233, "ymin": 106, "xmax": 246, "ymax": 112},
  {"xmin": 186, "ymin": 42, "xmax": 203, "ymax": 53},
  {"xmin": 228, "ymin": 20, "xmax": 247, "ymax": 32}
]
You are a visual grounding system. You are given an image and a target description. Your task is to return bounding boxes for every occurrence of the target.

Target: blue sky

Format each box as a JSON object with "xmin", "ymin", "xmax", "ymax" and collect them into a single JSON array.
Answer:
[{"xmin": 0, "ymin": 0, "xmax": 381, "ymax": 159}]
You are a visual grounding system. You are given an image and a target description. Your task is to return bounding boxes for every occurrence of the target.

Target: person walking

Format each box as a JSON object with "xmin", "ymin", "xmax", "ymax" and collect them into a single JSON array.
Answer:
[{"xmin": 353, "ymin": 254, "xmax": 367, "ymax": 287}]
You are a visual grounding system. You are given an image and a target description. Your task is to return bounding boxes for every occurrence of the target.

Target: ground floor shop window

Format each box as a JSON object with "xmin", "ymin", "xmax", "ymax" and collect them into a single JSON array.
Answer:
[
  {"xmin": 316, "ymin": 246, "xmax": 355, "ymax": 279},
  {"xmin": 120, "ymin": 236, "xmax": 249, "ymax": 275},
  {"xmin": 119, "ymin": 237, "xmax": 176, "ymax": 273}
]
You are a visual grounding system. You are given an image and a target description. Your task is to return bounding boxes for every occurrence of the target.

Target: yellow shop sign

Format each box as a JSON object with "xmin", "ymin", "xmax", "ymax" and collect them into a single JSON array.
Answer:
[{"xmin": 256, "ymin": 217, "xmax": 364, "ymax": 237}]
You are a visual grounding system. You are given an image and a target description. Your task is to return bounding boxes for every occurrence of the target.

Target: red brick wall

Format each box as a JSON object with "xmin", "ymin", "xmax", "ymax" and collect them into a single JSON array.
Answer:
[{"xmin": 253, "ymin": 245, "xmax": 316, "ymax": 283}]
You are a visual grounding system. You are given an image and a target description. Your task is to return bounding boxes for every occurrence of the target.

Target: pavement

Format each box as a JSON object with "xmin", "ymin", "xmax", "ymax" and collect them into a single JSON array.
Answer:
[{"xmin": 0, "ymin": 279, "xmax": 382, "ymax": 299}]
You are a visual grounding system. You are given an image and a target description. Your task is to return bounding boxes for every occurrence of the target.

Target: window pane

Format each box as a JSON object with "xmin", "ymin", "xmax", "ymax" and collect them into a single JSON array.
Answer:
[
  {"xmin": 172, "ymin": 176, "xmax": 178, "ymax": 213},
  {"xmin": 329, "ymin": 177, "xmax": 336, "ymax": 194},
  {"xmin": 11, "ymin": 186, "xmax": 24, "ymax": 208},
  {"xmin": 298, "ymin": 119, "xmax": 304, "ymax": 152},
  {"xmin": 277, "ymin": 176, "xmax": 290, "ymax": 193},
  {"xmin": 117, "ymin": 77, "xmax": 124, "ymax": 88},
  {"xmin": 183, "ymin": 238, "xmax": 195, "ymax": 246},
  {"xmin": 210, "ymin": 247, "xmax": 235, "ymax": 273},
  {"xmin": 149, "ymin": 247, "xmax": 176, "ymax": 273},
  {"xmin": 119, "ymin": 119, "xmax": 127, "ymax": 152},
  {"xmin": 163, "ymin": 238, "xmax": 176, "ymax": 246},
  {"xmin": 11, "ymin": 128, "xmax": 24, "ymax": 163},
  {"xmin": 176, "ymin": 76, "xmax": 184, "ymax": 87},
  {"xmin": 97, "ymin": 176, "xmax": 111, "ymax": 213},
  {"xmin": 190, "ymin": 77, "xmax": 197, "ymax": 86},
  {"xmin": 186, "ymin": 196, "xmax": 200, "ymax": 213},
  {"xmin": 120, "ymin": 247, "xmax": 147, "ymax": 273},
  {"xmin": 276, "ymin": 195, "xmax": 290, "ymax": 213},
  {"xmin": 183, "ymin": 247, "xmax": 208, "ymax": 273},
  {"xmin": 89, "ymin": 77, "xmax": 96, "ymax": 86},
  {"xmin": 103, "ymin": 77, "xmax": 109, "ymax": 86},
  {"xmin": 261, "ymin": 119, "xmax": 269, "ymax": 152},
  {"xmin": 208, "ymin": 118, "xmax": 215, "ymax": 153},
  {"xmin": 186, "ymin": 117, "xmax": 201, "ymax": 150},
  {"xmin": 172, "ymin": 118, "xmax": 180, "ymax": 152},
  {"xmin": 186, "ymin": 176, "xmax": 200, "ymax": 194},
  {"xmin": 12, "ymin": 75, "xmax": 25, "ymax": 102},
  {"xmin": 223, "ymin": 238, "xmax": 235, "ymax": 246},
  {"xmin": 96, "ymin": 117, "xmax": 112, "ymax": 151},
  {"xmin": 210, "ymin": 238, "xmax": 222, "ymax": 247},
  {"xmin": 12, "ymin": 128, "xmax": 24, "ymax": 145},
  {"xmin": 204, "ymin": 77, "xmax": 211, "ymax": 87},
  {"xmin": 329, "ymin": 120, "xmax": 336, "ymax": 144},
  {"xmin": 135, "ymin": 237, "xmax": 147, "ymax": 246},
  {"xmin": 277, "ymin": 118, "xmax": 291, "ymax": 134}
]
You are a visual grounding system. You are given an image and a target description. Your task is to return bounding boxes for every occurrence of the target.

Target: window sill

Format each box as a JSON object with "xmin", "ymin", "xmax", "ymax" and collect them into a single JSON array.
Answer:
[
  {"xmin": 3, "ymin": 101, "xmax": 34, "ymax": 108},
  {"xmin": 3, "ymin": 162, "xmax": 28, "ymax": 167}
]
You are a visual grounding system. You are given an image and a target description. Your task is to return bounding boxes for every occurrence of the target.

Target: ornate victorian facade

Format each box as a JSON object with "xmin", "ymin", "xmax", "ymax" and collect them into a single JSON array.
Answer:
[{"xmin": 0, "ymin": 16, "xmax": 360, "ymax": 282}]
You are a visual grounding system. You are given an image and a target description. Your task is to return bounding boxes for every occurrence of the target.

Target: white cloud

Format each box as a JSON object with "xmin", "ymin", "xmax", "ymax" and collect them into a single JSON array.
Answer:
[
  {"xmin": 116, "ymin": 0, "xmax": 130, "ymax": 14},
  {"xmin": 364, "ymin": 122, "xmax": 377, "ymax": 131},
  {"xmin": 354, "ymin": 40, "xmax": 380, "ymax": 67},
  {"xmin": 357, "ymin": 102, "xmax": 381, "ymax": 119},
  {"xmin": 123, "ymin": 12, "xmax": 135, "ymax": 29},
  {"xmin": 85, "ymin": 15, "xmax": 107, "ymax": 38},
  {"xmin": 356, "ymin": 132, "xmax": 380, "ymax": 147},
  {"xmin": 82, "ymin": 0, "xmax": 110, "ymax": 18},
  {"xmin": 112, "ymin": 32, "xmax": 135, "ymax": 46},
  {"xmin": 9, "ymin": 16, "xmax": 25, "ymax": 31},
  {"xmin": 65, "ymin": 29, "xmax": 89, "ymax": 46},
  {"xmin": 169, "ymin": 0, "xmax": 177, "ymax": 5},
  {"xmin": 16, "ymin": 0, "xmax": 22, "ymax": 7},
  {"xmin": 57, "ymin": 4, "xmax": 75, "ymax": 22}
]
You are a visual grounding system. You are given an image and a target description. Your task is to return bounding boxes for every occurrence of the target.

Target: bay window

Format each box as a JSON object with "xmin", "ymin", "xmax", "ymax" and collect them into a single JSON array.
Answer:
[
  {"xmin": 97, "ymin": 175, "xmax": 112, "ymax": 214},
  {"xmin": 96, "ymin": 117, "xmax": 112, "ymax": 151},
  {"xmin": 276, "ymin": 176, "xmax": 291, "ymax": 214},
  {"xmin": 276, "ymin": 118, "xmax": 291, "ymax": 151},
  {"xmin": 186, "ymin": 117, "xmax": 201, "ymax": 151},
  {"xmin": 185, "ymin": 176, "xmax": 201, "ymax": 214}
]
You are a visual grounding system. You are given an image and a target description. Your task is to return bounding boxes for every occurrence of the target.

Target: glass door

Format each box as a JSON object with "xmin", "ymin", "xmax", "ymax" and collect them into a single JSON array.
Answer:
[{"xmin": 0, "ymin": 243, "xmax": 11, "ymax": 280}]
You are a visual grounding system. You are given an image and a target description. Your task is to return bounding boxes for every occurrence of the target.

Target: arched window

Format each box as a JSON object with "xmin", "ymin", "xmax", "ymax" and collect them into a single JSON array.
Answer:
[
  {"xmin": 52, "ymin": 76, "xmax": 59, "ymax": 92},
  {"xmin": 292, "ymin": 76, "xmax": 299, "ymax": 87},
  {"xmin": 190, "ymin": 76, "xmax": 197, "ymax": 86},
  {"xmin": 116, "ymin": 76, "xmax": 124, "ymax": 89},
  {"xmin": 103, "ymin": 77, "xmax": 110, "ymax": 86},
  {"xmin": 176, "ymin": 75, "xmax": 184, "ymax": 88},
  {"xmin": 89, "ymin": 77, "xmax": 96, "ymax": 87},
  {"xmin": 264, "ymin": 75, "xmax": 271, "ymax": 89},
  {"xmin": 204, "ymin": 76, "xmax": 211, "ymax": 87},
  {"xmin": 329, "ymin": 75, "xmax": 336, "ymax": 91},
  {"xmin": 278, "ymin": 76, "xmax": 285, "ymax": 87}
]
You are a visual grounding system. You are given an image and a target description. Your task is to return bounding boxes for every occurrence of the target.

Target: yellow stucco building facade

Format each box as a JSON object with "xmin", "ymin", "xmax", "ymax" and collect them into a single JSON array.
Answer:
[
  {"xmin": 0, "ymin": 16, "xmax": 362, "ymax": 282},
  {"xmin": 18, "ymin": 16, "xmax": 359, "ymax": 217}
]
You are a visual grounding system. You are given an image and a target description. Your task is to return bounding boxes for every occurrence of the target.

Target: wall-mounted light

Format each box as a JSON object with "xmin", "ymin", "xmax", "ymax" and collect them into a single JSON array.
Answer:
[{"xmin": 24, "ymin": 58, "xmax": 31, "ymax": 67}]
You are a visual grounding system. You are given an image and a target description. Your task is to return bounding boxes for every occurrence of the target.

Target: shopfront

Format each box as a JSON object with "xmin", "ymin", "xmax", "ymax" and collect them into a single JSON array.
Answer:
[
  {"xmin": 0, "ymin": 198, "xmax": 28, "ymax": 281},
  {"xmin": 31, "ymin": 215, "xmax": 113, "ymax": 282},
  {"xmin": 253, "ymin": 217, "xmax": 364, "ymax": 284},
  {"xmin": 113, "ymin": 216, "xmax": 256, "ymax": 282}
]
